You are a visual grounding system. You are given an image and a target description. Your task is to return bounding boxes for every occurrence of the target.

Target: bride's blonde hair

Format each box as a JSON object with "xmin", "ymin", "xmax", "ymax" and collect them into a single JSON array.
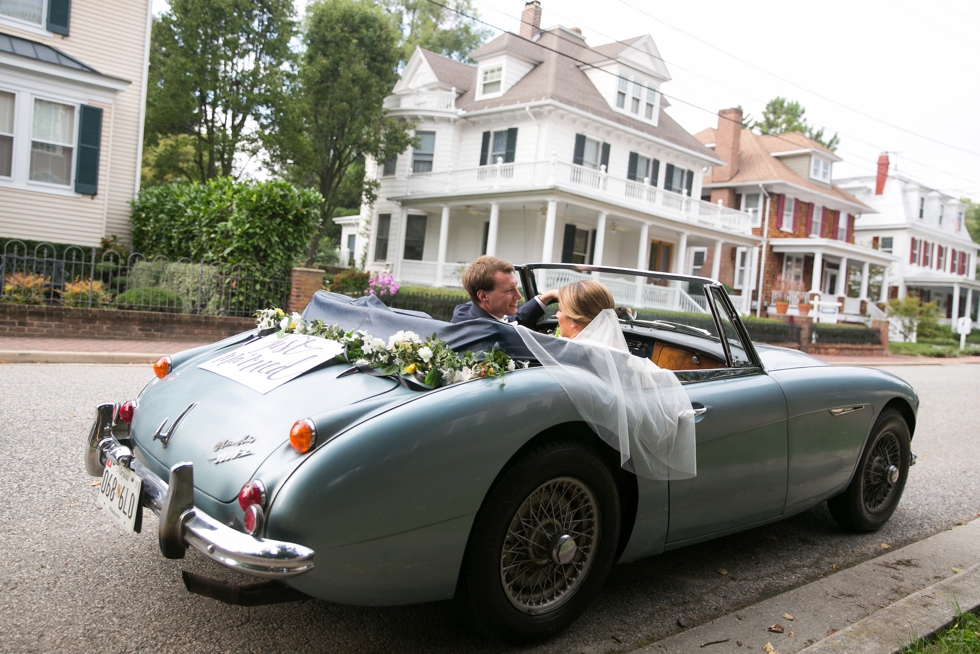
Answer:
[{"xmin": 558, "ymin": 280, "xmax": 615, "ymax": 327}]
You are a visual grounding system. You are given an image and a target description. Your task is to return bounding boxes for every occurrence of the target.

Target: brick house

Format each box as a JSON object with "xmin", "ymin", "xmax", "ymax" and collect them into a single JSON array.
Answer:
[{"xmin": 694, "ymin": 109, "xmax": 895, "ymax": 321}]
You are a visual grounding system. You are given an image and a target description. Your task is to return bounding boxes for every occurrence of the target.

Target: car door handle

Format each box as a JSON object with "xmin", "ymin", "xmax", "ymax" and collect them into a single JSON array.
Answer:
[
  {"xmin": 690, "ymin": 404, "xmax": 708, "ymax": 422},
  {"xmin": 693, "ymin": 407, "xmax": 707, "ymax": 416}
]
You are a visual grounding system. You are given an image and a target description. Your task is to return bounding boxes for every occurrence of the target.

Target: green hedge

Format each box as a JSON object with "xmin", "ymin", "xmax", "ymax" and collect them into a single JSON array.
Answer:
[
  {"xmin": 813, "ymin": 323, "xmax": 881, "ymax": 344},
  {"xmin": 115, "ymin": 287, "xmax": 183, "ymax": 312},
  {"xmin": 131, "ymin": 178, "xmax": 322, "ymax": 278},
  {"xmin": 387, "ymin": 285, "xmax": 470, "ymax": 321}
]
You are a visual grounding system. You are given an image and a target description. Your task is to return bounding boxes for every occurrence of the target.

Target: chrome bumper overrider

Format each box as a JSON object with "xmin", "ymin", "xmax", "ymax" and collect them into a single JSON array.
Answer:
[{"xmin": 86, "ymin": 403, "xmax": 314, "ymax": 579}]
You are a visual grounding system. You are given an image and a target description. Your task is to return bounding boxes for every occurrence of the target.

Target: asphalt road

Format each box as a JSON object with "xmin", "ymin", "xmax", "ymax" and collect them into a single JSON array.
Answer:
[{"xmin": 1, "ymin": 363, "xmax": 978, "ymax": 654}]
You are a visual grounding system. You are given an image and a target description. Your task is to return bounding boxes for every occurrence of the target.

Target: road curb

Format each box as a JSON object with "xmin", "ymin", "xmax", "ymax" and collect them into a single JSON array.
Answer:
[
  {"xmin": 0, "ymin": 350, "xmax": 160, "ymax": 365},
  {"xmin": 800, "ymin": 562, "xmax": 980, "ymax": 654}
]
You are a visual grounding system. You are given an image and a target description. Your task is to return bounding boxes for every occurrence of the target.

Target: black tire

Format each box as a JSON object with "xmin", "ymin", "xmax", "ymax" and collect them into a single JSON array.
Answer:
[
  {"xmin": 454, "ymin": 437, "xmax": 621, "ymax": 644},
  {"xmin": 828, "ymin": 408, "xmax": 911, "ymax": 532}
]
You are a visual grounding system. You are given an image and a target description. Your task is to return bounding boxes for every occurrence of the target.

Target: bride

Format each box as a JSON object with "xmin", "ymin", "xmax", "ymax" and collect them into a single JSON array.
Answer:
[{"xmin": 516, "ymin": 280, "xmax": 697, "ymax": 481}]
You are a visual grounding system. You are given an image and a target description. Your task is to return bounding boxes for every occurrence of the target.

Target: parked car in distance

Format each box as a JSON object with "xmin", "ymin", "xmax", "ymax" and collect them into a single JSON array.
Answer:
[{"xmin": 85, "ymin": 264, "xmax": 918, "ymax": 643}]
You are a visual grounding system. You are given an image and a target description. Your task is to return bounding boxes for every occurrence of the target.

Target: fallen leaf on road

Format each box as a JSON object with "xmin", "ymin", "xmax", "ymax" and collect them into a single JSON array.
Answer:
[
  {"xmin": 880, "ymin": 543, "xmax": 890, "ymax": 549},
  {"xmin": 768, "ymin": 624, "xmax": 784, "ymax": 633},
  {"xmin": 832, "ymin": 563, "xmax": 838, "ymax": 570},
  {"xmin": 763, "ymin": 643, "xmax": 777, "ymax": 654},
  {"xmin": 90, "ymin": 481, "xmax": 100, "ymax": 486},
  {"xmin": 766, "ymin": 535, "xmax": 778, "ymax": 541},
  {"xmin": 782, "ymin": 613, "xmax": 794, "ymax": 621},
  {"xmin": 954, "ymin": 520, "xmax": 967, "ymax": 526},
  {"xmin": 827, "ymin": 629, "xmax": 838, "ymax": 636},
  {"xmin": 717, "ymin": 568, "xmax": 728, "ymax": 575},
  {"xmin": 70, "ymin": 413, "xmax": 76, "ymax": 417},
  {"xmin": 788, "ymin": 632, "xmax": 794, "ymax": 638},
  {"xmin": 951, "ymin": 567, "xmax": 963, "ymax": 573}
]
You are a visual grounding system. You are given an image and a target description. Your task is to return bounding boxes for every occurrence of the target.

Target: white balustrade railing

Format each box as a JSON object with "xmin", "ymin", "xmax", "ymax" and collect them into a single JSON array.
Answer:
[
  {"xmin": 406, "ymin": 160, "xmax": 752, "ymax": 234},
  {"xmin": 866, "ymin": 301, "xmax": 888, "ymax": 321},
  {"xmin": 383, "ymin": 91, "xmax": 456, "ymax": 111},
  {"xmin": 398, "ymin": 260, "xmax": 466, "ymax": 287}
]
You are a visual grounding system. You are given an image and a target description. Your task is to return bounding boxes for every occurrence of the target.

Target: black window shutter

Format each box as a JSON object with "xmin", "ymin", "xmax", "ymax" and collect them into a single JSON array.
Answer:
[
  {"xmin": 481, "ymin": 221, "xmax": 490, "ymax": 255},
  {"xmin": 600, "ymin": 143, "xmax": 610, "ymax": 170},
  {"xmin": 479, "ymin": 131, "xmax": 490, "ymax": 166},
  {"xmin": 46, "ymin": 0, "xmax": 70, "ymax": 35},
  {"xmin": 74, "ymin": 104, "xmax": 102, "ymax": 196},
  {"xmin": 650, "ymin": 159, "xmax": 660, "ymax": 186},
  {"xmin": 627, "ymin": 152, "xmax": 638, "ymax": 181},
  {"xmin": 561, "ymin": 224, "xmax": 577, "ymax": 263},
  {"xmin": 664, "ymin": 163, "xmax": 675, "ymax": 191},
  {"xmin": 685, "ymin": 170, "xmax": 694, "ymax": 196},
  {"xmin": 573, "ymin": 134, "xmax": 586, "ymax": 165},
  {"xmin": 505, "ymin": 128, "xmax": 518, "ymax": 163},
  {"xmin": 587, "ymin": 229, "xmax": 596, "ymax": 265}
]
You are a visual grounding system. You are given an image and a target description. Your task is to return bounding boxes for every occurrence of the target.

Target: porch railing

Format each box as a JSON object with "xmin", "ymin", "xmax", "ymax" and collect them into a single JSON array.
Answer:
[
  {"xmin": 537, "ymin": 269, "xmax": 708, "ymax": 314},
  {"xmin": 383, "ymin": 91, "xmax": 457, "ymax": 111},
  {"xmin": 399, "ymin": 259, "xmax": 467, "ymax": 287},
  {"xmin": 405, "ymin": 160, "xmax": 753, "ymax": 234}
]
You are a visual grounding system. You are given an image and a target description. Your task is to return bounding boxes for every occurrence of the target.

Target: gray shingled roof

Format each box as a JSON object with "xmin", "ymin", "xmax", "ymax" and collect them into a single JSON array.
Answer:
[
  {"xmin": 0, "ymin": 31, "xmax": 103, "ymax": 75},
  {"xmin": 419, "ymin": 30, "xmax": 718, "ymax": 161}
]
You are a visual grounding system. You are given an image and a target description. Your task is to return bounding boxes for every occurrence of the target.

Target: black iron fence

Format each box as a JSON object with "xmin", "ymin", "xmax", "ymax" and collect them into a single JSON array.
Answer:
[{"xmin": 0, "ymin": 241, "xmax": 289, "ymax": 317}]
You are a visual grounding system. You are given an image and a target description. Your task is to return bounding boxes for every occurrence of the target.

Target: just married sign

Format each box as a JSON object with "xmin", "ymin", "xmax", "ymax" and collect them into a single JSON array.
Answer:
[{"xmin": 199, "ymin": 333, "xmax": 343, "ymax": 394}]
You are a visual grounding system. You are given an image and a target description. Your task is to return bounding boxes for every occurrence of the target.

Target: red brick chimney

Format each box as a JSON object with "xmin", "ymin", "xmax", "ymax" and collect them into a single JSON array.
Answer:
[
  {"xmin": 521, "ymin": 1, "xmax": 541, "ymax": 40},
  {"xmin": 711, "ymin": 107, "xmax": 742, "ymax": 184},
  {"xmin": 875, "ymin": 153, "xmax": 889, "ymax": 195}
]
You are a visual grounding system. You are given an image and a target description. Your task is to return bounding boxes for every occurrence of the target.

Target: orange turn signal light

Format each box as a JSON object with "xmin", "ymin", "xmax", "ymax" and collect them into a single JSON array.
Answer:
[
  {"xmin": 153, "ymin": 356, "xmax": 172, "ymax": 379},
  {"xmin": 289, "ymin": 419, "xmax": 316, "ymax": 454}
]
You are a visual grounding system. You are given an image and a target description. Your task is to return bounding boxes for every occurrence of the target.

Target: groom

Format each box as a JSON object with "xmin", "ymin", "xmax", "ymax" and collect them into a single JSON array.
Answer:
[{"xmin": 451, "ymin": 256, "xmax": 558, "ymax": 327}]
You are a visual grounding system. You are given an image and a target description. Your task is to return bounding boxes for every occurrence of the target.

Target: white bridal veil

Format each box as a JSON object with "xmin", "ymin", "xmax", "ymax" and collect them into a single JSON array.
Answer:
[{"xmin": 516, "ymin": 309, "xmax": 697, "ymax": 480}]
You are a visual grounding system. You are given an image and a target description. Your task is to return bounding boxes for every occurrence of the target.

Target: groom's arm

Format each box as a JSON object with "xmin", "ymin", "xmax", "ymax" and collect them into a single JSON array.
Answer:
[{"xmin": 512, "ymin": 290, "xmax": 559, "ymax": 327}]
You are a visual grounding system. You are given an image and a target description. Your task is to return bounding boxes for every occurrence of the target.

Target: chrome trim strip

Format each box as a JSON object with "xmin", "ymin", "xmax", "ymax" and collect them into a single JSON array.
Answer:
[
  {"xmin": 153, "ymin": 402, "xmax": 198, "ymax": 448},
  {"xmin": 85, "ymin": 403, "xmax": 116, "ymax": 476},
  {"xmin": 829, "ymin": 405, "xmax": 865, "ymax": 416}
]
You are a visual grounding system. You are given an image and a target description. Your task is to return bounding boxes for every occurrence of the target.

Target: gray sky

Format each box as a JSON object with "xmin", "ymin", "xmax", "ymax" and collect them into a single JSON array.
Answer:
[{"xmin": 154, "ymin": 0, "xmax": 980, "ymax": 201}]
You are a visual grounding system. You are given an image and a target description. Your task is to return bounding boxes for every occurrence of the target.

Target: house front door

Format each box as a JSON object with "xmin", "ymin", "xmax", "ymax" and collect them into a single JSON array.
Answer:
[{"xmin": 822, "ymin": 263, "xmax": 839, "ymax": 295}]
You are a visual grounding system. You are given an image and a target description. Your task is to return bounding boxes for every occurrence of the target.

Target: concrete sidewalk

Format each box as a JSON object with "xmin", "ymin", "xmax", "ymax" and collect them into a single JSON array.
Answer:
[
  {"xmin": 0, "ymin": 336, "xmax": 209, "ymax": 364},
  {"xmin": 632, "ymin": 518, "xmax": 980, "ymax": 654}
]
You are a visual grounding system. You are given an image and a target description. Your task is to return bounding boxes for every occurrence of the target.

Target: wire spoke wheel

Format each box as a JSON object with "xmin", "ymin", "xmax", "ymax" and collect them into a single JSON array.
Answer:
[
  {"xmin": 862, "ymin": 429, "xmax": 902, "ymax": 513},
  {"xmin": 500, "ymin": 476, "xmax": 599, "ymax": 614}
]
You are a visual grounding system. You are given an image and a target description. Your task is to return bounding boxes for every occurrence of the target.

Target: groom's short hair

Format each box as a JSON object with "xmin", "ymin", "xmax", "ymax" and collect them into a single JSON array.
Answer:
[{"xmin": 463, "ymin": 256, "xmax": 514, "ymax": 304}]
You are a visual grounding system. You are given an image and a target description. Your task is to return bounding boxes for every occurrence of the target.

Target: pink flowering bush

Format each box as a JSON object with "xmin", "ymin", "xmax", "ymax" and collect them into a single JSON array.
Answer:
[{"xmin": 368, "ymin": 272, "xmax": 400, "ymax": 300}]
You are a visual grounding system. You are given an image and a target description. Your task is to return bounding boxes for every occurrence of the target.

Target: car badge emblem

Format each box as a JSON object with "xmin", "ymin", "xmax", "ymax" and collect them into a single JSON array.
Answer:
[
  {"xmin": 152, "ymin": 403, "xmax": 198, "ymax": 448},
  {"xmin": 208, "ymin": 449, "xmax": 255, "ymax": 465},
  {"xmin": 213, "ymin": 435, "xmax": 256, "ymax": 452}
]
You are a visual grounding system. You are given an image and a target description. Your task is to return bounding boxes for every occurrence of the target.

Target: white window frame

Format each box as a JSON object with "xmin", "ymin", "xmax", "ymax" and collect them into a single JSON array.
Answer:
[
  {"xmin": 616, "ymin": 75, "xmax": 628, "ymax": 109},
  {"xmin": 836, "ymin": 213, "xmax": 847, "ymax": 241},
  {"xmin": 630, "ymin": 79, "xmax": 643, "ymax": 114},
  {"xmin": 28, "ymin": 95, "xmax": 76, "ymax": 189},
  {"xmin": 780, "ymin": 197, "xmax": 794, "ymax": 232},
  {"xmin": 411, "ymin": 130, "xmax": 435, "ymax": 173},
  {"xmin": 734, "ymin": 247, "xmax": 749, "ymax": 289},
  {"xmin": 810, "ymin": 204, "xmax": 823, "ymax": 236},
  {"xmin": 782, "ymin": 254, "xmax": 805, "ymax": 284},
  {"xmin": 0, "ymin": 0, "xmax": 52, "ymax": 37},
  {"xmin": 689, "ymin": 247, "xmax": 707, "ymax": 276},
  {"xmin": 479, "ymin": 65, "xmax": 503, "ymax": 98},
  {"xmin": 741, "ymin": 192, "xmax": 762, "ymax": 228},
  {"xmin": 880, "ymin": 236, "xmax": 893, "ymax": 253},
  {"xmin": 644, "ymin": 87, "xmax": 657, "ymax": 120},
  {"xmin": 810, "ymin": 155, "xmax": 831, "ymax": 183},
  {"xmin": 0, "ymin": 87, "xmax": 16, "ymax": 179}
]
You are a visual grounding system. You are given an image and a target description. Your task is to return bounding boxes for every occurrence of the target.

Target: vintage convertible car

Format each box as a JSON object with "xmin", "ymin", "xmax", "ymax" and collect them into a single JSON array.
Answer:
[{"xmin": 84, "ymin": 264, "xmax": 918, "ymax": 643}]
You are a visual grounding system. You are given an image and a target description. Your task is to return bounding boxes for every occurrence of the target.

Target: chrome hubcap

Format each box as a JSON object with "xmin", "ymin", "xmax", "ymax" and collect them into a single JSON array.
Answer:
[
  {"xmin": 500, "ymin": 477, "xmax": 599, "ymax": 614},
  {"xmin": 886, "ymin": 465, "xmax": 899, "ymax": 484}
]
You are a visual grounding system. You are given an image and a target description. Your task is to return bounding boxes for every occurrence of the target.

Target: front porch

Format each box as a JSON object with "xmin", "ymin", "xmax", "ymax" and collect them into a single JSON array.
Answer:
[{"xmin": 902, "ymin": 275, "xmax": 980, "ymax": 336}]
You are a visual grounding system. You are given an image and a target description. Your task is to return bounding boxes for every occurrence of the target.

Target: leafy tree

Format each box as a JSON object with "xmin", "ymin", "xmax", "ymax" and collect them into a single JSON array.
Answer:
[
  {"xmin": 887, "ymin": 294, "xmax": 939, "ymax": 342},
  {"xmin": 267, "ymin": 0, "xmax": 414, "ymax": 266},
  {"xmin": 383, "ymin": 0, "xmax": 491, "ymax": 63},
  {"xmin": 961, "ymin": 198, "xmax": 980, "ymax": 244},
  {"xmin": 144, "ymin": 0, "xmax": 296, "ymax": 183},
  {"xmin": 752, "ymin": 97, "xmax": 840, "ymax": 151}
]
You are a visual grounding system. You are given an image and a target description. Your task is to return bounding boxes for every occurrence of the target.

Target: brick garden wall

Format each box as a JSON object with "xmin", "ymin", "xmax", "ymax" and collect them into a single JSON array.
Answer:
[{"xmin": 0, "ymin": 304, "xmax": 255, "ymax": 342}]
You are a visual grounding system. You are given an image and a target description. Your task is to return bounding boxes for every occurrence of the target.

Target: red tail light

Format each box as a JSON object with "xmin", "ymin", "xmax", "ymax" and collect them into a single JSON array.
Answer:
[
  {"xmin": 243, "ymin": 504, "xmax": 265, "ymax": 535},
  {"xmin": 238, "ymin": 480, "xmax": 267, "ymax": 511},
  {"xmin": 119, "ymin": 400, "xmax": 137, "ymax": 424}
]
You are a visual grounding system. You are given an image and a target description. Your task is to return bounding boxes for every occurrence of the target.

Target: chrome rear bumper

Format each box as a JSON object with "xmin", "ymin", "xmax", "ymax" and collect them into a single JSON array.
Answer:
[{"xmin": 86, "ymin": 403, "xmax": 314, "ymax": 579}]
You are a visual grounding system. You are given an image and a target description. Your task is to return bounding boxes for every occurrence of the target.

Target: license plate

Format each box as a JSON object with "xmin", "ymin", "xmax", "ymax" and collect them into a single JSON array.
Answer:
[{"xmin": 97, "ymin": 459, "xmax": 143, "ymax": 533}]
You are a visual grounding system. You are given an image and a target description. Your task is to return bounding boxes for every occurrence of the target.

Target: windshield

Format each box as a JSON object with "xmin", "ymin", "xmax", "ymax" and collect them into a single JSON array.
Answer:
[{"xmin": 523, "ymin": 264, "xmax": 758, "ymax": 368}]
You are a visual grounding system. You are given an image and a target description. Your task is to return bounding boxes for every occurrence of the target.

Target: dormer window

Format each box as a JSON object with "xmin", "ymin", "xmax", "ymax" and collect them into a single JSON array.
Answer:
[
  {"xmin": 645, "ymin": 87, "xmax": 657, "ymax": 119},
  {"xmin": 616, "ymin": 76, "xmax": 627, "ymax": 109},
  {"xmin": 631, "ymin": 81, "xmax": 642, "ymax": 114},
  {"xmin": 810, "ymin": 156, "xmax": 831, "ymax": 183},
  {"xmin": 481, "ymin": 66, "xmax": 502, "ymax": 95}
]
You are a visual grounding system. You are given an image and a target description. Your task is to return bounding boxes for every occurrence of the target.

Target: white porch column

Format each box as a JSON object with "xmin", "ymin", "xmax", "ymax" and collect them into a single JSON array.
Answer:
[
  {"xmin": 674, "ymin": 232, "xmax": 689, "ymax": 274},
  {"xmin": 952, "ymin": 283, "xmax": 961, "ymax": 332},
  {"xmin": 710, "ymin": 239, "xmax": 723, "ymax": 281},
  {"xmin": 486, "ymin": 202, "xmax": 500, "ymax": 257},
  {"xmin": 859, "ymin": 261, "xmax": 870, "ymax": 299},
  {"xmin": 966, "ymin": 289, "xmax": 975, "ymax": 328},
  {"xmin": 636, "ymin": 222, "xmax": 650, "ymax": 269},
  {"xmin": 593, "ymin": 212, "xmax": 607, "ymax": 267},
  {"xmin": 742, "ymin": 247, "xmax": 757, "ymax": 314},
  {"xmin": 836, "ymin": 256, "xmax": 848, "ymax": 296},
  {"xmin": 879, "ymin": 264, "xmax": 890, "ymax": 303},
  {"xmin": 541, "ymin": 200, "xmax": 558, "ymax": 263},
  {"xmin": 811, "ymin": 251, "xmax": 823, "ymax": 292},
  {"xmin": 394, "ymin": 207, "xmax": 409, "ymax": 281},
  {"xmin": 635, "ymin": 222, "xmax": 650, "ymax": 305},
  {"xmin": 435, "ymin": 205, "xmax": 450, "ymax": 287}
]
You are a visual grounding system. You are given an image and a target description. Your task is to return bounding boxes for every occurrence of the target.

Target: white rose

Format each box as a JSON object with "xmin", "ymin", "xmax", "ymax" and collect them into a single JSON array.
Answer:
[
  {"xmin": 418, "ymin": 346, "xmax": 433, "ymax": 363},
  {"xmin": 507, "ymin": 360, "xmax": 515, "ymax": 372}
]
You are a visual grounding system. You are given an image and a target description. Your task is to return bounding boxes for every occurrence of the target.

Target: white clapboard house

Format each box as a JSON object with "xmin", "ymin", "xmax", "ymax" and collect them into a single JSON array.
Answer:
[{"xmin": 343, "ymin": 1, "xmax": 758, "ymax": 313}]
